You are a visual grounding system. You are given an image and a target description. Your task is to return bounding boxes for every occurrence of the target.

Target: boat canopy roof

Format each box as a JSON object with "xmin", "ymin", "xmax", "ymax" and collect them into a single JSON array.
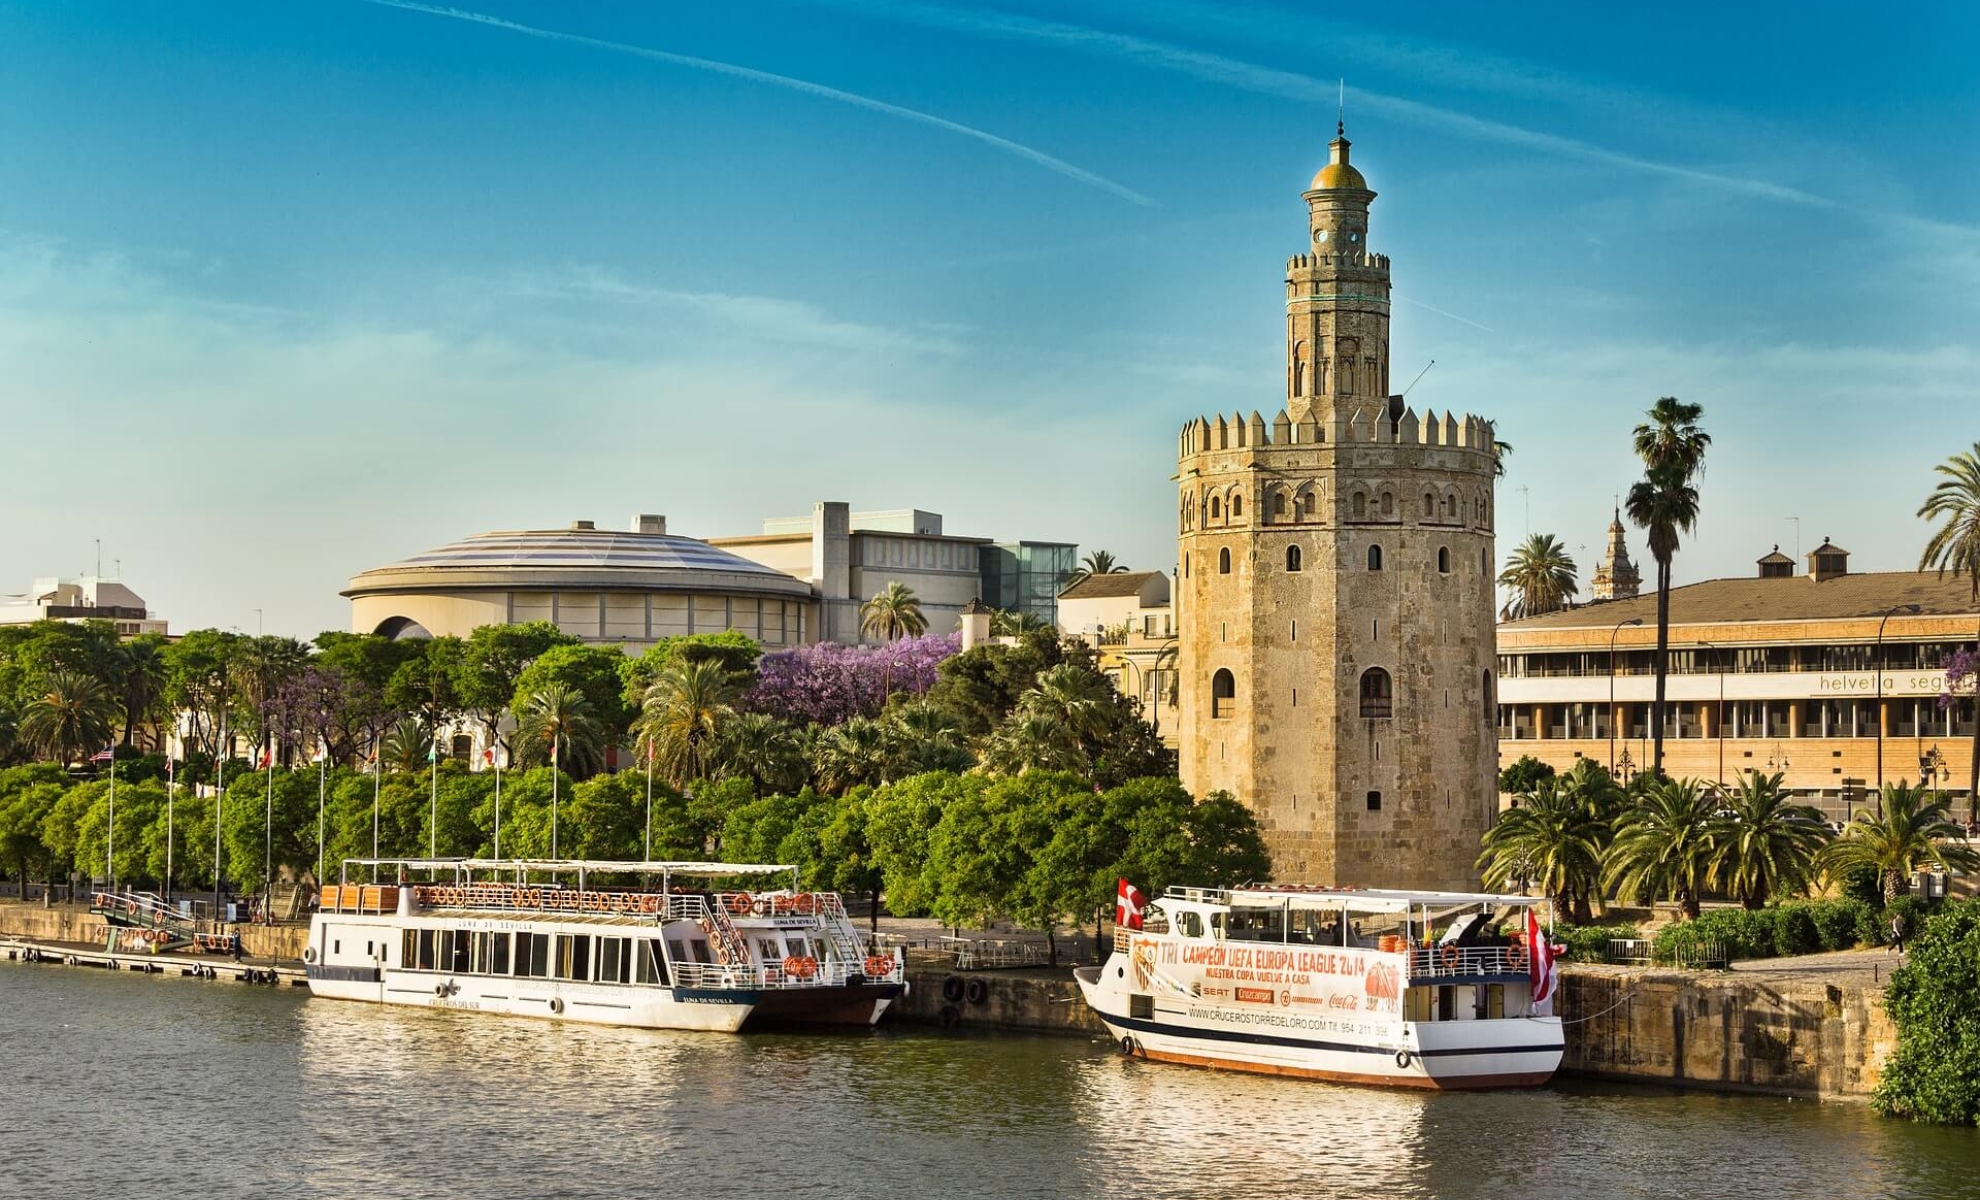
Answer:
[
  {"xmin": 1164, "ymin": 885, "xmax": 1545, "ymax": 913},
  {"xmin": 341, "ymin": 857, "xmax": 797, "ymax": 878}
]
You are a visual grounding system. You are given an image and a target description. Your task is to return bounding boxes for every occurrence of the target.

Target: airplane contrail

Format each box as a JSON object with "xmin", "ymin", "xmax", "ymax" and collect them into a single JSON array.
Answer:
[{"xmin": 347, "ymin": 0, "xmax": 1155, "ymax": 206}]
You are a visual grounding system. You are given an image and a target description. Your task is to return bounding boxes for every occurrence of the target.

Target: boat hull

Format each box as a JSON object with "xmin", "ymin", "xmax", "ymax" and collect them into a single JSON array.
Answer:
[{"xmin": 1075, "ymin": 967, "xmax": 1562, "ymax": 1091}]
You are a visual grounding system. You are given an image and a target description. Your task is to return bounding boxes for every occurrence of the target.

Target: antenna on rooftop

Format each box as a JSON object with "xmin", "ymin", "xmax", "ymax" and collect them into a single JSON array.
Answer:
[
  {"xmin": 1786, "ymin": 515, "xmax": 1800, "ymax": 560},
  {"xmin": 1401, "ymin": 359, "xmax": 1435, "ymax": 397}
]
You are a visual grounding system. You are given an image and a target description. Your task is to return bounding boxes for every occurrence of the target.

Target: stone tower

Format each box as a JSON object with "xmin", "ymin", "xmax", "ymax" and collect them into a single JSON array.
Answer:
[
  {"xmin": 1590, "ymin": 508, "xmax": 1641, "ymax": 601},
  {"xmin": 1175, "ymin": 129, "xmax": 1500, "ymax": 891}
]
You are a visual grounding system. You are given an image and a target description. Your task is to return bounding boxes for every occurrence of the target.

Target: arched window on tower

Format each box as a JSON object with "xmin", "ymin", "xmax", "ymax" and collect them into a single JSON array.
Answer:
[
  {"xmin": 1286, "ymin": 545, "xmax": 1302, "ymax": 572},
  {"xmin": 1273, "ymin": 492, "xmax": 1288, "ymax": 520},
  {"xmin": 1219, "ymin": 548, "xmax": 1231, "ymax": 574},
  {"xmin": 1359, "ymin": 668, "xmax": 1393, "ymax": 719},
  {"xmin": 1483, "ymin": 670, "xmax": 1495, "ymax": 725},
  {"xmin": 1211, "ymin": 669, "xmax": 1236, "ymax": 718},
  {"xmin": 1437, "ymin": 546, "xmax": 1451, "ymax": 574},
  {"xmin": 1352, "ymin": 492, "xmax": 1368, "ymax": 520},
  {"xmin": 1210, "ymin": 496, "xmax": 1222, "ymax": 520},
  {"xmin": 1300, "ymin": 490, "xmax": 1317, "ymax": 518},
  {"xmin": 1422, "ymin": 492, "xmax": 1435, "ymax": 519},
  {"xmin": 1380, "ymin": 491, "xmax": 1395, "ymax": 518},
  {"xmin": 1231, "ymin": 493, "xmax": 1244, "ymax": 518},
  {"xmin": 1367, "ymin": 544, "xmax": 1383, "ymax": 571},
  {"xmin": 1292, "ymin": 340, "xmax": 1308, "ymax": 397}
]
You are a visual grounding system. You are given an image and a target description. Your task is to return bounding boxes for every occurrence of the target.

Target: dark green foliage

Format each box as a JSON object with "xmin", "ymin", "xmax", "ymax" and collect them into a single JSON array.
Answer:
[
  {"xmin": 1497, "ymin": 754, "xmax": 1556, "ymax": 795},
  {"xmin": 1553, "ymin": 923, "xmax": 1640, "ymax": 963},
  {"xmin": 1770, "ymin": 904, "xmax": 1821, "ymax": 957},
  {"xmin": 1649, "ymin": 898, "xmax": 1882, "ymax": 962},
  {"xmin": 1807, "ymin": 897, "xmax": 1875, "ymax": 951},
  {"xmin": 1874, "ymin": 899, "xmax": 1980, "ymax": 1124}
]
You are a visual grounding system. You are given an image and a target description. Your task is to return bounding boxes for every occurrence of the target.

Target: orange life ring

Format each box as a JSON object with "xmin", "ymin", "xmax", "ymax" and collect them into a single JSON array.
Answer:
[
  {"xmin": 864, "ymin": 956, "xmax": 892, "ymax": 977},
  {"xmin": 782, "ymin": 954, "xmax": 815, "ymax": 980},
  {"xmin": 791, "ymin": 893, "xmax": 818, "ymax": 916},
  {"xmin": 1439, "ymin": 944, "xmax": 1460, "ymax": 970},
  {"xmin": 1508, "ymin": 944, "xmax": 1529, "ymax": 971},
  {"xmin": 728, "ymin": 892, "xmax": 754, "ymax": 915},
  {"xmin": 638, "ymin": 894, "xmax": 660, "ymax": 915}
]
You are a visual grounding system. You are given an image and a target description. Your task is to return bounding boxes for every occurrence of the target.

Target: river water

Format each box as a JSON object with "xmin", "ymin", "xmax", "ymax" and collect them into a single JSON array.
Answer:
[{"xmin": 2, "ymin": 965, "xmax": 1975, "ymax": 1200}]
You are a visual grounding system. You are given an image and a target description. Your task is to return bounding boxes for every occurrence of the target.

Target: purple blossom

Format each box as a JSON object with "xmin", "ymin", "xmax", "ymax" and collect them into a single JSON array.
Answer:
[
  {"xmin": 1940, "ymin": 648, "xmax": 1980, "ymax": 710},
  {"xmin": 746, "ymin": 634, "xmax": 959, "ymax": 726}
]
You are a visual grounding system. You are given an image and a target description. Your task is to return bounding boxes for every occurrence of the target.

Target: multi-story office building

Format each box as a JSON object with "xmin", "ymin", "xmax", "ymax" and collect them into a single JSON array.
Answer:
[
  {"xmin": 1496, "ymin": 539, "xmax": 1979, "ymax": 818},
  {"xmin": 0, "ymin": 575, "xmax": 169, "ymax": 637}
]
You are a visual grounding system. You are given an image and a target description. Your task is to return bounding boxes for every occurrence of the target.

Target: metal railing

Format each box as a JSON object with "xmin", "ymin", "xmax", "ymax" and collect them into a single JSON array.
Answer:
[
  {"xmin": 671, "ymin": 953, "xmax": 900, "ymax": 991},
  {"xmin": 1407, "ymin": 944, "xmax": 1530, "ymax": 979}
]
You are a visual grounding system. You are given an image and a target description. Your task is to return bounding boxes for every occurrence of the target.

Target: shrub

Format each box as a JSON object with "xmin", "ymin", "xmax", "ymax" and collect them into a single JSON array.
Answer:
[
  {"xmin": 1555, "ymin": 923, "xmax": 1640, "ymax": 962},
  {"xmin": 1874, "ymin": 898, "xmax": 1980, "ymax": 1124},
  {"xmin": 1771, "ymin": 905, "xmax": 1821, "ymax": 958},
  {"xmin": 1809, "ymin": 897, "xmax": 1874, "ymax": 951},
  {"xmin": 1886, "ymin": 894, "xmax": 1935, "ymax": 945},
  {"xmin": 1498, "ymin": 755, "xmax": 1555, "ymax": 796}
]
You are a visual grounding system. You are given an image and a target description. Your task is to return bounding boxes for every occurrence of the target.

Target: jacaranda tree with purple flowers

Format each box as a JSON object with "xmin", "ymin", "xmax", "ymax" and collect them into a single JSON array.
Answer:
[{"xmin": 746, "ymin": 634, "xmax": 959, "ymax": 728}]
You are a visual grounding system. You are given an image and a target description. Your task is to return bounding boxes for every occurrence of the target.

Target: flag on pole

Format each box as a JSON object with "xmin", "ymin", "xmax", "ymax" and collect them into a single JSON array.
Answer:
[
  {"xmin": 427, "ymin": 742, "xmax": 440, "ymax": 764},
  {"xmin": 1115, "ymin": 879, "xmax": 1146, "ymax": 930},
  {"xmin": 1526, "ymin": 909, "xmax": 1563, "ymax": 1016},
  {"xmin": 257, "ymin": 747, "xmax": 273, "ymax": 769},
  {"xmin": 90, "ymin": 744, "xmax": 116, "ymax": 764},
  {"xmin": 311, "ymin": 740, "xmax": 328, "ymax": 764},
  {"xmin": 483, "ymin": 747, "xmax": 495, "ymax": 767}
]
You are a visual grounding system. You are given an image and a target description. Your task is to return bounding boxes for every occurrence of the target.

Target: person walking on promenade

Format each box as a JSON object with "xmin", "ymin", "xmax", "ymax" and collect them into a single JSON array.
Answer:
[{"xmin": 1889, "ymin": 912, "xmax": 1906, "ymax": 956}]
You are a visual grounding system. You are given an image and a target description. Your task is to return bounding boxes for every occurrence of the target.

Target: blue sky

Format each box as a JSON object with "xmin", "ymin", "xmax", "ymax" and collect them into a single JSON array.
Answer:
[{"xmin": 3, "ymin": 0, "xmax": 1976, "ymax": 636}]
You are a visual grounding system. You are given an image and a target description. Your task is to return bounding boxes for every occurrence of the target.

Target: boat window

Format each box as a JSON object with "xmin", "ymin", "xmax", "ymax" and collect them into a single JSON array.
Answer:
[
  {"xmin": 635, "ymin": 939, "xmax": 669, "ymax": 986},
  {"xmin": 1404, "ymin": 986, "xmax": 1433, "ymax": 1023},
  {"xmin": 599, "ymin": 937, "xmax": 625, "ymax": 985},
  {"xmin": 1129, "ymin": 994, "xmax": 1154, "ymax": 1020},
  {"xmin": 787, "ymin": 936, "xmax": 811, "ymax": 960},
  {"xmin": 1210, "ymin": 912, "xmax": 1227, "ymax": 940},
  {"xmin": 690, "ymin": 940, "xmax": 714, "ymax": 965},
  {"xmin": 471, "ymin": 932, "xmax": 491, "ymax": 974},
  {"xmin": 490, "ymin": 932, "xmax": 511, "ymax": 976},
  {"xmin": 757, "ymin": 938, "xmax": 780, "ymax": 963},
  {"xmin": 667, "ymin": 938, "xmax": 690, "ymax": 965},
  {"xmin": 402, "ymin": 930, "xmax": 417, "ymax": 968},
  {"xmin": 333, "ymin": 940, "xmax": 341, "ymax": 955},
  {"xmin": 555, "ymin": 935, "xmax": 591, "ymax": 982},
  {"xmin": 449, "ymin": 930, "xmax": 472, "ymax": 974},
  {"xmin": 1176, "ymin": 911, "xmax": 1205, "ymax": 939},
  {"xmin": 517, "ymin": 933, "xmax": 551, "ymax": 978},
  {"xmin": 415, "ymin": 929, "xmax": 437, "ymax": 971}
]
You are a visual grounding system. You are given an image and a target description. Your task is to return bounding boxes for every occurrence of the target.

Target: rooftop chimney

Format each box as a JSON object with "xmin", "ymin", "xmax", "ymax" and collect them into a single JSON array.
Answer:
[{"xmin": 631, "ymin": 514, "xmax": 667, "ymax": 535}]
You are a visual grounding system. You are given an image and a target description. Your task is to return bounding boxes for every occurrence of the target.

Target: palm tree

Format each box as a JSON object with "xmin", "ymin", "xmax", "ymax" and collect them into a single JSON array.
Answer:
[
  {"xmin": 982, "ymin": 711, "xmax": 1083, "ymax": 776},
  {"xmin": 18, "ymin": 670, "xmax": 120, "ymax": 766},
  {"xmin": 1710, "ymin": 770, "xmax": 1830, "ymax": 909},
  {"xmin": 1627, "ymin": 398, "xmax": 1709, "ymax": 778},
  {"xmin": 1604, "ymin": 776, "xmax": 1719, "ymax": 919},
  {"xmin": 812, "ymin": 717, "xmax": 894, "ymax": 794},
  {"xmin": 989, "ymin": 608, "xmax": 1052, "ymax": 637},
  {"xmin": 514, "ymin": 684, "xmax": 606, "ymax": 778},
  {"xmin": 114, "ymin": 638, "xmax": 170, "ymax": 750},
  {"xmin": 859, "ymin": 582, "xmax": 928, "ymax": 642},
  {"xmin": 1917, "ymin": 441, "xmax": 1980, "ymax": 809},
  {"xmin": 1023, "ymin": 664, "xmax": 1113, "ymax": 749},
  {"xmin": 715, "ymin": 711, "xmax": 807, "ymax": 794},
  {"xmin": 1477, "ymin": 775, "xmax": 1608, "ymax": 922},
  {"xmin": 1493, "ymin": 439, "xmax": 1514, "ymax": 480},
  {"xmin": 1065, "ymin": 550, "xmax": 1130, "ymax": 587},
  {"xmin": 1820, "ymin": 782, "xmax": 1980, "ymax": 905},
  {"xmin": 638, "ymin": 660, "xmax": 739, "ymax": 788},
  {"xmin": 1497, "ymin": 533, "xmax": 1580, "ymax": 619},
  {"xmin": 379, "ymin": 717, "xmax": 435, "ymax": 774},
  {"xmin": 883, "ymin": 699, "xmax": 974, "ymax": 776}
]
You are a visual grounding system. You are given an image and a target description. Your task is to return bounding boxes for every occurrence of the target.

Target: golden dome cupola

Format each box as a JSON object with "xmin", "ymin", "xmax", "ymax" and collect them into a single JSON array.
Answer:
[{"xmin": 1310, "ymin": 130, "xmax": 1369, "ymax": 192}]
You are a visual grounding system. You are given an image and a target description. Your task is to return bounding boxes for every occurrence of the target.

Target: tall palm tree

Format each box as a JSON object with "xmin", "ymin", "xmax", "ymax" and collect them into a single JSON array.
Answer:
[
  {"xmin": 379, "ymin": 717, "xmax": 435, "ymax": 774},
  {"xmin": 1710, "ymin": 770, "xmax": 1830, "ymax": 909},
  {"xmin": 982, "ymin": 710, "xmax": 1083, "ymax": 777},
  {"xmin": 1477, "ymin": 775, "xmax": 1608, "ymax": 922},
  {"xmin": 1628, "ymin": 398, "xmax": 1710, "ymax": 778},
  {"xmin": 883, "ymin": 699, "xmax": 974, "ymax": 776},
  {"xmin": 1022, "ymin": 664, "xmax": 1113, "ymax": 751},
  {"xmin": 18, "ymin": 670, "xmax": 120, "ymax": 766},
  {"xmin": 638, "ymin": 660, "xmax": 739, "ymax": 789},
  {"xmin": 812, "ymin": 717, "xmax": 894, "ymax": 794},
  {"xmin": 1065, "ymin": 550, "xmax": 1130, "ymax": 587},
  {"xmin": 1497, "ymin": 533, "xmax": 1580, "ymax": 619},
  {"xmin": 859, "ymin": 582, "xmax": 928, "ymax": 642},
  {"xmin": 989, "ymin": 608, "xmax": 1051, "ymax": 637},
  {"xmin": 1604, "ymin": 776, "xmax": 1719, "ymax": 920},
  {"xmin": 1917, "ymin": 441, "xmax": 1980, "ymax": 809},
  {"xmin": 114, "ymin": 638, "xmax": 170, "ymax": 750},
  {"xmin": 1820, "ymin": 782, "xmax": 1980, "ymax": 905},
  {"xmin": 715, "ymin": 711, "xmax": 807, "ymax": 795},
  {"xmin": 514, "ymin": 684, "xmax": 605, "ymax": 778}
]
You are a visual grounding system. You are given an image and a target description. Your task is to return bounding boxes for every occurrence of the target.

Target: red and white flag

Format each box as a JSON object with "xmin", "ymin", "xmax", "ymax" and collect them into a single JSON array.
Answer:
[
  {"xmin": 257, "ymin": 747, "xmax": 274, "ymax": 770},
  {"xmin": 1526, "ymin": 909, "xmax": 1562, "ymax": 1016},
  {"xmin": 1115, "ymin": 879, "xmax": 1146, "ymax": 930}
]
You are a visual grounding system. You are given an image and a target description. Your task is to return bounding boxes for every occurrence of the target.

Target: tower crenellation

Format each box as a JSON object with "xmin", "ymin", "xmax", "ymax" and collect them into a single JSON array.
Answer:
[{"xmin": 1176, "ymin": 130, "xmax": 1500, "ymax": 891}]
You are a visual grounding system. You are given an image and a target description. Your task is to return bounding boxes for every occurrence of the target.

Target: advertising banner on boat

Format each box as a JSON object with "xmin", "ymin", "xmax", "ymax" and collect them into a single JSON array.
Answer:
[{"xmin": 1131, "ymin": 936, "xmax": 1404, "ymax": 1042}]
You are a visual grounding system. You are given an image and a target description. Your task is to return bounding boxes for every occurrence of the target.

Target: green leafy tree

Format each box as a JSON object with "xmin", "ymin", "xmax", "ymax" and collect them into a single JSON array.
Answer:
[
  {"xmin": 1497, "ymin": 533, "xmax": 1579, "ymax": 619},
  {"xmin": 1626, "ymin": 397, "xmax": 1710, "ymax": 777},
  {"xmin": 1874, "ymin": 898, "xmax": 1980, "ymax": 1125},
  {"xmin": 19, "ymin": 669, "xmax": 120, "ymax": 765},
  {"xmin": 513, "ymin": 683, "xmax": 608, "ymax": 779},
  {"xmin": 811, "ymin": 716, "xmax": 894, "ymax": 794},
  {"xmin": 865, "ymin": 771, "xmax": 984, "ymax": 917},
  {"xmin": 715, "ymin": 711, "xmax": 810, "ymax": 795},
  {"xmin": 218, "ymin": 768, "xmax": 319, "ymax": 892},
  {"xmin": 1710, "ymin": 770, "xmax": 1830, "ymax": 909},
  {"xmin": 620, "ymin": 631, "xmax": 761, "ymax": 703},
  {"xmin": 560, "ymin": 771, "xmax": 648, "ymax": 861},
  {"xmin": 1819, "ymin": 782, "xmax": 1980, "ymax": 905},
  {"xmin": 165, "ymin": 629, "xmax": 248, "ymax": 763},
  {"xmin": 511, "ymin": 644, "xmax": 636, "ymax": 753},
  {"xmin": 1497, "ymin": 754, "xmax": 1557, "ymax": 795},
  {"xmin": 927, "ymin": 629, "xmax": 1066, "ymax": 740},
  {"xmin": 1605, "ymin": 776, "xmax": 1719, "ymax": 919},
  {"xmin": 379, "ymin": 716, "xmax": 436, "ymax": 774},
  {"xmin": 860, "ymin": 582, "xmax": 928, "ymax": 641},
  {"xmin": 0, "ymin": 766, "xmax": 67, "ymax": 889}
]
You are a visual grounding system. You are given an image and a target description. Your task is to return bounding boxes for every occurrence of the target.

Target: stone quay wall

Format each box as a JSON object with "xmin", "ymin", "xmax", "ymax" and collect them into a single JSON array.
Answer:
[
  {"xmin": 0, "ymin": 901, "xmax": 309, "ymax": 961},
  {"xmin": 1558, "ymin": 964, "xmax": 1896, "ymax": 1100}
]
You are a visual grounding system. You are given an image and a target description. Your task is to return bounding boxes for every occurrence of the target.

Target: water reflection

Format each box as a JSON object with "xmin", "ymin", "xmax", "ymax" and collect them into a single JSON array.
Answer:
[{"xmin": 6, "ymin": 967, "xmax": 1979, "ymax": 1200}]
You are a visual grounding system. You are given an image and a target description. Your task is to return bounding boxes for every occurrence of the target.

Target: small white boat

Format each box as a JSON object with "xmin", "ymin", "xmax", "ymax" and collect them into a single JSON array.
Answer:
[
  {"xmin": 306, "ymin": 858, "xmax": 903, "ymax": 1032},
  {"xmin": 1075, "ymin": 886, "xmax": 1563, "ymax": 1089}
]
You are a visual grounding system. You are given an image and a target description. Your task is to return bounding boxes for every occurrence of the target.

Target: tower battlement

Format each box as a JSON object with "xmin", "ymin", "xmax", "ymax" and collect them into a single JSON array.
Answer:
[
  {"xmin": 1285, "ymin": 252, "xmax": 1391, "ymax": 272},
  {"xmin": 1178, "ymin": 407, "xmax": 1497, "ymax": 461}
]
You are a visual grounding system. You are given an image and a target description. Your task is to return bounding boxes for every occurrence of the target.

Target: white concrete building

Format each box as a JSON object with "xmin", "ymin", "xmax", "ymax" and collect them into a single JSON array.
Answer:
[{"xmin": 0, "ymin": 576, "xmax": 168, "ymax": 636}]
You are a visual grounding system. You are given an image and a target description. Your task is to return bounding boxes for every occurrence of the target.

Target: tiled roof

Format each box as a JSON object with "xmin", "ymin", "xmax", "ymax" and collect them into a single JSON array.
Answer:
[
  {"xmin": 1059, "ymin": 571, "xmax": 1164, "ymax": 600},
  {"xmin": 1500, "ymin": 570, "xmax": 1980, "ymax": 633}
]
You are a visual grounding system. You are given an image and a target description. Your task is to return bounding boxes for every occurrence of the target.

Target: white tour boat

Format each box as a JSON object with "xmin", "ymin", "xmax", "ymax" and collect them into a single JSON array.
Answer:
[
  {"xmin": 1075, "ymin": 886, "xmax": 1564, "ymax": 1089},
  {"xmin": 306, "ymin": 858, "xmax": 904, "ymax": 1032}
]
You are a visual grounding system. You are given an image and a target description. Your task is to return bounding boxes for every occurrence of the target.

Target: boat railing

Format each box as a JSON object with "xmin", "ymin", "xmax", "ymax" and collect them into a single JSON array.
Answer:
[
  {"xmin": 671, "ymin": 953, "xmax": 901, "ymax": 991},
  {"xmin": 1407, "ymin": 944, "xmax": 1530, "ymax": 980}
]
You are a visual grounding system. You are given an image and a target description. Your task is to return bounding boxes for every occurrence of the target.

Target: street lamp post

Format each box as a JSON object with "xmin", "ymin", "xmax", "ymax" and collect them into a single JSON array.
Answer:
[
  {"xmin": 1608, "ymin": 617, "xmax": 1644, "ymax": 774},
  {"xmin": 1876, "ymin": 603, "xmax": 1923, "ymax": 794}
]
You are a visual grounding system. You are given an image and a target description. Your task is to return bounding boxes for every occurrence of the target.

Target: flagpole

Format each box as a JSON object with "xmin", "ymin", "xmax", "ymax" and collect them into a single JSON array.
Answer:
[
  {"xmin": 551, "ymin": 732, "xmax": 560, "ymax": 860},
  {"xmin": 213, "ymin": 719, "xmax": 226, "ymax": 926},
  {"xmin": 429, "ymin": 735, "xmax": 439, "ymax": 858},
  {"xmin": 165, "ymin": 758, "xmax": 175, "ymax": 907},
  {"xmin": 492, "ymin": 754, "xmax": 502, "ymax": 861},
  {"xmin": 316, "ymin": 740, "xmax": 327, "ymax": 885},
  {"xmin": 644, "ymin": 738, "xmax": 653, "ymax": 863},
  {"xmin": 264, "ymin": 733, "xmax": 274, "ymax": 922},
  {"xmin": 371, "ymin": 732, "xmax": 381, "ymax": 884},
  {"xmin": 107, "ymin": 743, "xmax": 117, "ymax": 894}
]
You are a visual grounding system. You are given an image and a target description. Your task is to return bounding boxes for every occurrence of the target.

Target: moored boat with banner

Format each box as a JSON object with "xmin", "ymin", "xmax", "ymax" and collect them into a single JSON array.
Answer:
[
  {"xmin": 306, "ymin": 858, "xmax": 903, "ymax": 1032},
  {"xmin": 1074, "ymin": 884, "xmax": 1564, "ymax": 1089}
]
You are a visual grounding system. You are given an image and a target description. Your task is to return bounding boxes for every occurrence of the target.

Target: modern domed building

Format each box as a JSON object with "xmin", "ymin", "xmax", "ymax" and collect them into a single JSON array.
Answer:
[{"xmin": 343, "ymin": 515, "xmax": 816, "ymax": 649}]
